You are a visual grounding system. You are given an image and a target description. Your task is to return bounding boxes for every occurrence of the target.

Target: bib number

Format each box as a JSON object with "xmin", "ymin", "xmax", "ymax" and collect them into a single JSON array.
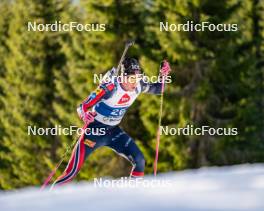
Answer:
[{"xmin": 110, "ymin": 108, "xmax": 126, "ymax": 116}]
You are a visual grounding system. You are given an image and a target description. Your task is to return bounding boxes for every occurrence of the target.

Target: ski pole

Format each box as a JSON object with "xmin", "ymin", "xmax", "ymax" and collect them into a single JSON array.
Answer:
[
  {"xmin": 40, "ymin": 122, "xmax": 88, "ymax": 190},
  {"xmin": 154, "ymin": 62, "xmax": 166, "ymax": 176}
]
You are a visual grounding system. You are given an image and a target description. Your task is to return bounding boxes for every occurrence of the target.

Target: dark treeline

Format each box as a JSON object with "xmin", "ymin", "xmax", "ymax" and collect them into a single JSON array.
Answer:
[{"xmin": 0, "ymin": 0, "xmax": 263, "ymax": 189}]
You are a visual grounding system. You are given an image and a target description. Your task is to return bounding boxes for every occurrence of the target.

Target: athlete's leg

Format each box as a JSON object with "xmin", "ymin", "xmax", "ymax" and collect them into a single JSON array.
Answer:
[
  {"xmin": 107, "ymin": 127, "xmax": 145, "ymax": 178},
  {"xmin": 51, "ymin": 124, "xmax": 107, "ymax": 188},
  {"xmin": 51, "ymin": 138, "xmax": 92, "ymax": 188}
]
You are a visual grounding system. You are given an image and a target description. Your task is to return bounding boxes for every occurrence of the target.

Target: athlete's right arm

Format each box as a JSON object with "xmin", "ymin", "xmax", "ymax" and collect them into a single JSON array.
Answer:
[{"xmin": 77, "ymin": 83, "xmax": 115, "ymax": 119}]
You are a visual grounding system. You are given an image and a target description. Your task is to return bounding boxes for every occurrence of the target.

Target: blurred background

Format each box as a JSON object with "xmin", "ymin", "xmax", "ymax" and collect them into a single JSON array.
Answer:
[{"xmin": 0, "ymin": 0, "xmax": 263, "ymax": 190}]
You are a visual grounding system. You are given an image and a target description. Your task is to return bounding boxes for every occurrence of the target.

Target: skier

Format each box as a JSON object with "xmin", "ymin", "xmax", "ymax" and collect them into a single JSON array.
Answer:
[{"xmin": 52, "ymin": 57, "xmax": 171, "ymax": 187}]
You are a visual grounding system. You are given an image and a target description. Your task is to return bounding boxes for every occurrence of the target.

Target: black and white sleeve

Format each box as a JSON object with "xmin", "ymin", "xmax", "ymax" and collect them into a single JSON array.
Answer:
[{"xmin": 139, "ymin": 80, "xmax": 163, "ymax": 95}]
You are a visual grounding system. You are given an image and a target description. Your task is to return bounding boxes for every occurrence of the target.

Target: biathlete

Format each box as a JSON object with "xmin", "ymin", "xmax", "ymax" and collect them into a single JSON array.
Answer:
[{"xmin": 52, "ymin": 57, "xmax": 171, "ymax": 187}]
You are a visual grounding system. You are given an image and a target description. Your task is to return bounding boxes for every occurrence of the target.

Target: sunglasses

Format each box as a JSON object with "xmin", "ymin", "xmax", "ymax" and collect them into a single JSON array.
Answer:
[{"xmin": 124, "ymin": 74, "xmax": 143, "ymax": 83}]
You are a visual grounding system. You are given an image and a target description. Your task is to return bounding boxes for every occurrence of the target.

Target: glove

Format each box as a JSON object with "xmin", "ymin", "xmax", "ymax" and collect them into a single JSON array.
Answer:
[
  {"xmin": 159, "ymin": 60, "xmax": 171, "ymax": 76},
  {"xmin": 82, "ymin": 111, "xmax": 97, "ymax": 124},
  {"xmin": 77, "ymin": 105, "xmax": 96, "ymax": 124}
]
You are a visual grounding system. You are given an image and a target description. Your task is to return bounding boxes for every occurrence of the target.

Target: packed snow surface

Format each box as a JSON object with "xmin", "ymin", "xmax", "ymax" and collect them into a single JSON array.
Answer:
[{"xmin": 1, "ymin": 164, "xmax": 264, "ymax": 211}]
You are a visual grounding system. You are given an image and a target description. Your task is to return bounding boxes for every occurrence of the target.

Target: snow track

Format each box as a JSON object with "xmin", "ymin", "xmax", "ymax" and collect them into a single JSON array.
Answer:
[{"xmin": 1, "ymin": 164, "xmax": 264, "ymax": 211}]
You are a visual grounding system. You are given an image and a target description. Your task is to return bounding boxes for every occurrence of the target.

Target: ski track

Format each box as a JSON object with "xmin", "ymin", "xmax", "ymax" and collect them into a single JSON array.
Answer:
[{"xmin": 0, "ymin": 164, "xmax": 264, "ymax": 211}]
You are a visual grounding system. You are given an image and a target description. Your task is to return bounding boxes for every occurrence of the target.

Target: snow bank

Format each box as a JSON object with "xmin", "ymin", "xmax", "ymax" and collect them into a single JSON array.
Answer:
[{"xmin": 1, "ymin": 164, "xmax": 264, "ymax": 211}]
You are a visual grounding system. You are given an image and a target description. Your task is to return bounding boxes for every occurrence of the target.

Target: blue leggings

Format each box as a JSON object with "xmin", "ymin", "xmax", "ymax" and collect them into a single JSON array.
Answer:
[{"xmin": 52, "ymin": 121, "xmax": 145, "ymax": 187}]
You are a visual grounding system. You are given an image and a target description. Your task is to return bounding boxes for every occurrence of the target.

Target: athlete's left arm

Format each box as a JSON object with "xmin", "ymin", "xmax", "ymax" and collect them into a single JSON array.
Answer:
[
  {"xmin": 140, "ymin": 80, "xmax": 163, "ymax": 95},
  {"xmin": 140, "ymin": 60, "xmax": 171, "ymax": 95}
]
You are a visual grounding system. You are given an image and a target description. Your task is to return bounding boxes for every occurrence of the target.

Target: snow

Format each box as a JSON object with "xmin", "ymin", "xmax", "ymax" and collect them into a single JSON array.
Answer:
[{"xmin": 1, "ymin": 164, "xmax": 264, "ymax": 211}]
